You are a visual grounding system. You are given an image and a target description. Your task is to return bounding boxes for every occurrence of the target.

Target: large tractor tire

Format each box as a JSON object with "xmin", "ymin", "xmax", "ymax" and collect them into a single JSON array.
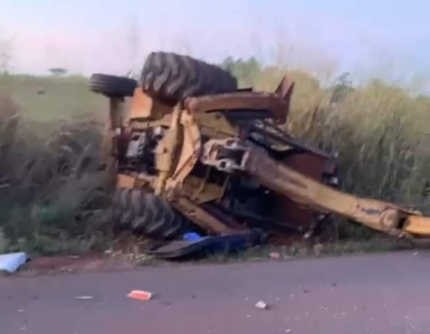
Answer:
[
  {"xmin": 112, "ymin": 188, "xmax": 196, "ymax": 240},
  {"xmin": 90, "ymin": 74, "xmax": 137, "ymax": 98},
  {"xmin": 140, "ymin": 52, "xmax": 238, "ymax": 102}
]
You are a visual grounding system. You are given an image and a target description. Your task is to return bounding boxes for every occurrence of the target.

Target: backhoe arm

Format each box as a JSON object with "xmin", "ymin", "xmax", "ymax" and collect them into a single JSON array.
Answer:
[{"xmin": 201, "ymin": 138, "xmax": 430, "ymax": 239}]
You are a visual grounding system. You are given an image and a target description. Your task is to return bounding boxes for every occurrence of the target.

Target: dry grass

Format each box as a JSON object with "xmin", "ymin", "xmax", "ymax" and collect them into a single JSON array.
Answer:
[{"xmin": 0, "ymin": 78, "xmax": 115, "ymax": 255}]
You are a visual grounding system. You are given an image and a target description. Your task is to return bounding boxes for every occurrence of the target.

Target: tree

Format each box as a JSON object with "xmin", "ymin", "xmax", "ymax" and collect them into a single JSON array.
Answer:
[
  {"xmin": 220, "ymin": 57, "xmax": 262, "ymax": 87},
  {"xmin": 49, "ymin": 68, "xmax": 67, "ymax": 76},
  {"xmin": 0, "ymin": 33, "xmax": 13, "ymax": 74},
  {"xmin": 330, "ymin": 72, "xmax": 354, "ymax": 104}
]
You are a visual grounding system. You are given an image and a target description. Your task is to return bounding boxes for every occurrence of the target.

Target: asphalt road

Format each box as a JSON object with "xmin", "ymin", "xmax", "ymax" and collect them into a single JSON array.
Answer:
[{"xmin": 1, "ymin": 251, "xmax": 430, "ymax": 334}]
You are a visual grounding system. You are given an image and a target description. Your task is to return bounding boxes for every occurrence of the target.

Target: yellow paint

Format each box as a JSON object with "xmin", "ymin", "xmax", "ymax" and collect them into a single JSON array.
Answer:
[{"xmin": 404, "ymin": 216, "xmax": 430, "ymax": 236}]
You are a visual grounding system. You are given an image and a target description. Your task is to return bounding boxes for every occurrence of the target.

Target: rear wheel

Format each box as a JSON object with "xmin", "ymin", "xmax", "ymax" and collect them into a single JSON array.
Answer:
[
  {"xmin": 90, "ymin": 74, "xmax": 137, "ymax": 98},
  {"xmin": 140, "ymin": 52, "xmax": 237, "ymax": 102},
  {"xmin": 112, "ymin": 188, "xmax": 197, "ymax": 240}
]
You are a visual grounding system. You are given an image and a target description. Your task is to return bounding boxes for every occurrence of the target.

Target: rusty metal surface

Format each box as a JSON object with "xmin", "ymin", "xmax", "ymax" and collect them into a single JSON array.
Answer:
[
  {"xmin": 119, "ymin": 75, "xmax": 337, "ymax": 236},
  {"xmin": 197, "ymin": 111, "xmax": 238, "ymax": 138},
  {"xmin": 270, "ymin": 153, "xmax": 333, "ymax": 230},
  {"xmin": 129, "ymin": 88, "xmax": 174, "ymax": 120},
  {"xmin": 199, "ymin": 138, "xmax": 335, "ymax": 232},
  {"xmin": 129, "ymin": 114, "xmax": 173, "ymax": 130},
  {"xmin": 116, "ymin": 173, "xmax": 136, "ymax": 189},
  {"xmin": 184, "ymin": 91, "xmax": 291, "ymax": 123},
  {"xmin": 108, "ymin": 97, "xmax": 125, "ymax": 129},
  {"xmin": 117, "ymin": 91, "xmax": 430, "ymax": 239},
  {"xmin": 240, "ymin": 145, "xmax": 429, "ymax": 237},
  {"xmin": 273, "ymin": 76, "xmax": 295, "ymax": 123},
  {"xmin": 98, "ymin": 69, "xmax": 430, "ymax": 240},
  {"xmin": 201, "ymin": 138, "xmax": 249, "ymax": 173},
  {"xmin": 116, "ymin": 173, "xmax": 154, "ymax": 190},
  {"xmin": 178, "ymin": 175, "xmax": 225, "ymax": 204},
  {"xmin": 250, "ymin": 122, "xmax": 333, "ymax": 159},
  {"xmin": 171, "ymin": 197, "xmax": 240, "ymax": 234},
  {"xmin": 184, "ymin": 76, "xmax": 293, "ymax": 124}
]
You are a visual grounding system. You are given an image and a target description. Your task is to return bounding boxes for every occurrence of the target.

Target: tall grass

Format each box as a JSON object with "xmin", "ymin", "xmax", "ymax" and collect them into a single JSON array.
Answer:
[{"xmin": 0, "ymin": 78, "xmax": 114, "ymax": 255}]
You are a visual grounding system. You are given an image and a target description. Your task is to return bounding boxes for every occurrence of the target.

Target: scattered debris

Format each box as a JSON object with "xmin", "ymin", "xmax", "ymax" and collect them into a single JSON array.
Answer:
[
  {"xmin": 159, "ymin": 300, "xmax": 171, "ymax": 307},
  {"xmin": 0, "ymin": 252, "xmax": 27, "ymax": 273},
  {"xmin": 285, "ymin": 329, "xmax": 292, "ymax": 333},
  {"xmin": 255, "ymin": 301, "xmax": 268, "ymax": 310},
  {"xmin": 269, "ymin": 252, "xmax": 280, "ymax": 259},
  {"xmin": 147, "ymin": 231, "xmax": 262, "ymax": 260},
  {"xmin": 413, "ymin": 252, "xmax": 419, "ymax": 256},
  {"xmin": 183, "ymin": 232, "xmax": 203, "ymax": 241},
  {"xmin": 128, "ymin": 290, "xmax": 153, "ymax": 301},
  {"xmin": 75, "ymin": 296, "xmax": 93, "ymax": 300}
]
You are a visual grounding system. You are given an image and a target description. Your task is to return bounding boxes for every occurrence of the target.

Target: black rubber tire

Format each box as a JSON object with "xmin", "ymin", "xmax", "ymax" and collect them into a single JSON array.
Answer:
[
  {"xmin": 112, "ymin": 188, "xmax": 196, "ymax": 240},
  {"xmin": 90, "ymin": 74, "xmax": 137, "ymax": 98},
  {"xmin": 140, "ymin": 52, "xmax": 238, "ymax": 101}
]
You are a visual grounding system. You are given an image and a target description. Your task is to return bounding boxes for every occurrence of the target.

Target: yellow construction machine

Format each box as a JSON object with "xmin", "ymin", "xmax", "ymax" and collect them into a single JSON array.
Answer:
[{"xmin": 89, "ymin": 51, "xmax": 430, "ymax": 245}]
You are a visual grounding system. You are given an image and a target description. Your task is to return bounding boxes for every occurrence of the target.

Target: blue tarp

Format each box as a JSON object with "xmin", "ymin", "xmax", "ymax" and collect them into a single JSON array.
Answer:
[{"xmin": 0, "ymin": 252, "xmax": 27, "ymax": 273}]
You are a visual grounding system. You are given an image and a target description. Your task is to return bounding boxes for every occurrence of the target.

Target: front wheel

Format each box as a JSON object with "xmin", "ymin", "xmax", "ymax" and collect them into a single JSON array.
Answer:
[{"xmin": 112, "ymin": 188, "xmax": 198, "ymax": 240}]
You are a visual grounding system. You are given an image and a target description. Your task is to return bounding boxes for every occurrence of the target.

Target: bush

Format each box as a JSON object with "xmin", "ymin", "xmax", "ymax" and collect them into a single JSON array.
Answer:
[{"xmin": 0, "ymin": 89, "xmax": 114, "ymax": 255}]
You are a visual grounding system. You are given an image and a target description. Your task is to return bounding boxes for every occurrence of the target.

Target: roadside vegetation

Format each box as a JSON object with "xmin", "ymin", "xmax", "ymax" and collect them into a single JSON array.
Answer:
[
  {"xmin": 0, "ymin": 55, "xmax": 429, "ymax": 256},
  {"xmin": 0, "ymin": 74, "xmax": 114, "ymax": 255}
]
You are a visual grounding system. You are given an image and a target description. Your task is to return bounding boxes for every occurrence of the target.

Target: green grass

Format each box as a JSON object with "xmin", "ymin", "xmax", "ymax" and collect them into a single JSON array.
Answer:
[{"xmin": 0, "ymin": 74, "xmax": 105, "ymax": 122}]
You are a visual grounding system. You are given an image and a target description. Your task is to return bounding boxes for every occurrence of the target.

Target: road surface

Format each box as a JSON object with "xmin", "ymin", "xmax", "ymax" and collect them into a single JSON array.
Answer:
[{"xmin": 1, "ymin": 251, "xmax": 430, "ymax": 334}]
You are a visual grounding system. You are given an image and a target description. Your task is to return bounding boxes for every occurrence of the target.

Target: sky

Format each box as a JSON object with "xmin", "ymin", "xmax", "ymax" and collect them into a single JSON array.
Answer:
[{"xmin": 1, "ymin": 0, "xmax": 430, "ymax": 86}]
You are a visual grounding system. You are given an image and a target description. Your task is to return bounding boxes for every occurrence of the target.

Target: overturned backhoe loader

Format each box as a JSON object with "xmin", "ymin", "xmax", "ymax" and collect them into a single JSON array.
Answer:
[{"xmin": 90, "ymin": 51, "xmax": 430, "ymax": 244}]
